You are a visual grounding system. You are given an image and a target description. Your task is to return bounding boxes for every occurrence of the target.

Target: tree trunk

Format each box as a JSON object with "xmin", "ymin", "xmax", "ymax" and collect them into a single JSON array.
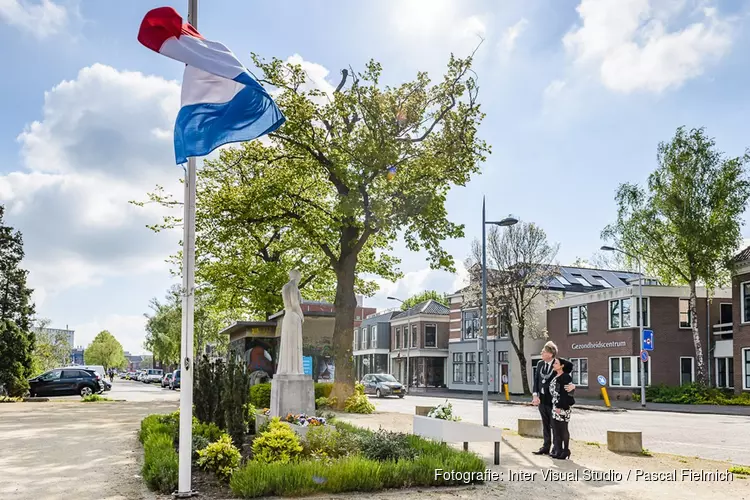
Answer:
[
  {"xmin": 330, "ymin": 254, "xmax": 357, "ymax": 408},
  {"xmin": 689, "ymin": 280, "xmax": 708, "ymax": 385},
  {"xmin": 506, "ymin": 315, "xmax": 531, "ymax": 395}
]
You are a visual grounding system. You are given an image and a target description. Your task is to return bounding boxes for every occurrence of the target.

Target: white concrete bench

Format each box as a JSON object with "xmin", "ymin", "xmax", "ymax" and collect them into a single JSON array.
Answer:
[
  {"xmin": 412, "ymin": 415, "xmax": 502, "ymax": 465},
  {"xmin": 607, "ymin": 430, "xmax": 643, "ymax": 453}
]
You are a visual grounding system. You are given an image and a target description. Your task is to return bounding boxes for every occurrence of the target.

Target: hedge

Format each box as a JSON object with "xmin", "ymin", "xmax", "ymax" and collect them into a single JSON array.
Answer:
[
  {"xmin": 250, "ymin": 383, "xmax": 272, "ymax": 409},
  {"xmin": 633, "ymin": 383, "xmax": 750, "ymax": 406},
  {"xmin": 141, "ymin": 417, "xmax": 179, "ymax": 493}
]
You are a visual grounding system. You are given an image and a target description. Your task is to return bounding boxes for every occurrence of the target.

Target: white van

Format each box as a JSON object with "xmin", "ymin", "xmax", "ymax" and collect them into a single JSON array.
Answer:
[{"xmin": 144, "ymin": 369, "xmax": 164, "ymax": 384}]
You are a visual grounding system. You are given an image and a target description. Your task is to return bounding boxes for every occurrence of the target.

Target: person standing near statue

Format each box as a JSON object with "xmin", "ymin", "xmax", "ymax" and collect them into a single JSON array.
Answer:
[
  {"xmin": 531, "ymin": 341, "xmax": 575, "ymax": 456},
  {"xmin": 277, "ymin": 269, "xmax": 305, "ymax": 375}
]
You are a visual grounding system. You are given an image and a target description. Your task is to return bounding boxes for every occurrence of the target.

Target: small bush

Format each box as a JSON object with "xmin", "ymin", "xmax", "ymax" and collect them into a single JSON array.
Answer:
[
  {"xmin": 192, "ymin": 435, "xmax": 210, "ymax": 460},
  {"xmin": 344, "ymin": 393, "xmax": 375, "ymax": 414},
  {"xmin": 314, "ymin": 382, "xmax": 334, "ymax": 399},
  {"xmin": 354, "ymin": 382, "xmax": 365, "ymax": 395},
  {"xmin": 729, "ymin": 466, "xmax": 750, "ymax": 476},
  {"xmin": 251, "ymin": 418, "xmax": 303, "ymax": 464},
  {"xmin": 315, "ymin": 396, "xmax": 337, "ymax": 410},
  {"xmin": 250, "ymin": 383, "xmax": 271, "ymax": 409},
  {"xmin": 81, "ymin": 394, "xmax": 113, "ymax": 402},
  {"xmin": 139, "ymin": 414, "xmax": 175, "ymax": 444},
  {"xmin": 142, "ymin": 432, "xmax": 178, "ymax": 493},
  {"xmin": 193, "ymin": 420, "xmax": 223, "ymax": 442},
  {"xmin": 303, "ymin": 425, "xmax": 358, "ymax": 459},
  {"xmin": 636, "ymin": 383, "xmax": 750, "ymax": 406},
  {"xmin": 245, "ymin": 402, "xmax": 257, "ymax": 434},
  {"xmin": 197, "ymin": 434, "xmax": 242, "ymax": 481},
  {"xmin": 0, "ymin": 395, "xmax": 21, "ymax": 403},
  {"xmin": 358, "ymin": 429, "xmax": 416, "ymax": 462}
]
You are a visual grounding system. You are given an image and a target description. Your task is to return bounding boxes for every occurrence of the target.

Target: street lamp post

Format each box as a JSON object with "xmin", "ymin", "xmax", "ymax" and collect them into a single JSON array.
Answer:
[
  {"xmin": 388, "ymin": 296, "xmax": 411, "ymax": 392},
  {"xmin": 601, "ymin": 245, "xmax": 646, "ymax": 408},
  {"xmin": 481, "ymin": 197, "xmax": 518, "ymax": 427}
]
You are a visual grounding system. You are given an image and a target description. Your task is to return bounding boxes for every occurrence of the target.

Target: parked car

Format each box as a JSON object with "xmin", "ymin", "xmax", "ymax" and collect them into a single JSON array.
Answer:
[
  {"xmin": 361, "ymin": 373, "xmax": 405, "ymax": 398},
  {"xmin": 161, "ymin": 373, "xmax": 173, "ymax": 388},
  {"xmin": 135, "ymin": 370, "xmax": 146, "ymax": 381},
  {"xmin": 102, "ymin": 379, "xmax": 112, "ymax": 391},
  {"xmin": 170, "ymin": 369, "xmax": 180, "ymax": 390},
  {"xmin": 143, "ymin": 369, "xmax": 163, "ymax": 384},
  {"xmin": 28, "ymin": 368, "xmax": 105, "ymax": 397}
]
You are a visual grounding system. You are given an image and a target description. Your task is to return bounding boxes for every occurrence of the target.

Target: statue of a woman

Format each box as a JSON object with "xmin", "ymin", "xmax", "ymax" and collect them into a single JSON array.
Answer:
[{"xmin": 276, "ymin": 269, "xmax": 305, "ymax": 374}]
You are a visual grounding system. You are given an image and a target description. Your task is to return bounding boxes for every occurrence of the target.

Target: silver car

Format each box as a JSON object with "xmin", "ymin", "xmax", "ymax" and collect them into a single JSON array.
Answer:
[{"xmin": 361, "ymin": 373, "xmax": 405, "ymax": 398}]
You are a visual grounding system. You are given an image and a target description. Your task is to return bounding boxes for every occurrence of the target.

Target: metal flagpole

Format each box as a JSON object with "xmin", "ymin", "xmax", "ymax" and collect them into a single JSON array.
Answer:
[
  {"xmin": 177, "ymin": 0, "xmax": 198, "ymax": 496},
  {"xmin": 481, "ymin": 196, "xmax": 489, "ymax": 427}
]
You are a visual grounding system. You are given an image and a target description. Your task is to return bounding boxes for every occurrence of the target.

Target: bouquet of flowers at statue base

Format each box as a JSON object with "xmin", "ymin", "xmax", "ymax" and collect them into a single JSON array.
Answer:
[
  {"xmin": 427, "ymin": 400, "xmax": 461, "ymax": 421},
  {"xmin": 282, "ymin": 412, "xmax": 327, "ymax": 427}
]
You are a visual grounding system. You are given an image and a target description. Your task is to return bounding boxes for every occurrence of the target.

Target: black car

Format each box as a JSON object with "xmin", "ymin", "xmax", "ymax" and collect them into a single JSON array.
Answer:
[
  {"xmin": 28, "ymin": 368, "xmax": 105, "ymax": 397},
  {"xmin": 361, "ymin": 373, "xmax": 405, "ymax": 398},
  {"xmin": 170, "ymin": 369, "xmax": 180, "ymax": 390}
]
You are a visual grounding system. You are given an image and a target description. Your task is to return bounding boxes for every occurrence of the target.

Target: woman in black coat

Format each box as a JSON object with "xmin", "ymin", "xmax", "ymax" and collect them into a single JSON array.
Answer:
[{"xmin": 550, "ymin": 357, "xmax": 575, "ymax": 459}]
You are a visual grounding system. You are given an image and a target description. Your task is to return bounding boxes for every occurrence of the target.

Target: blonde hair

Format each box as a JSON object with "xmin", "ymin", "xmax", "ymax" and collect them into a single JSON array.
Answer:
[{"xmin": 542, "ymin": 341, "xmax": 558, "ymax": 357}]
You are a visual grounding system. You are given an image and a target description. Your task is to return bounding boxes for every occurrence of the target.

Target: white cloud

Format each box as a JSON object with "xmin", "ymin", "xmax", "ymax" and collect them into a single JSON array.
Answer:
[
  {"xmin": 501, "ymin": 18, "xmax": 528, "ymax": 54},
  {"xmin": 367, "ymin": 261, "xmax": 466, "ymax": 311},
  {"xmin": 563, "ymin": 0, "xmax": 733, "ymax": 93},
  {"xmin": 543, "ymin": 79, "xmax": 567, "ymax": 100},
  {"xmin": 1, "ymin": 63, "xmax": 182, "ymax": 300},
  {"xmin": 72, "ymin": 314, "xmax": 148, "ymax": 354},
  {"xmin": 0, "ymin": 0, "xmax": 68, "ymax": 38}
]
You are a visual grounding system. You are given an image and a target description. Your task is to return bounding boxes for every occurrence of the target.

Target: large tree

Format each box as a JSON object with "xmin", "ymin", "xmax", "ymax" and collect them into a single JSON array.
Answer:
[
  {"xmin": 0, "ymin": 205, "xmax": 35, "ymax": 396},
  {"xmin": 139, "ymin": 52, "xmax": 487, "ymax": 403},
  {"xmin": 603, "ymin": 126, "xmax": 750, "ymax": 385},
  {"xmin": 400, "ymin": 290, "xmax": 449, "ymax": 310},
  {"xmin": 30, "ymin": 318, "xmax": 72, "ymax": 376},
  {"xmin": 85, "ymin": 330, "xmax": 127, "ymax": 372},
  {"xmin": 466, "ymin": 222, "xmax": 560, "ymax": 395}
]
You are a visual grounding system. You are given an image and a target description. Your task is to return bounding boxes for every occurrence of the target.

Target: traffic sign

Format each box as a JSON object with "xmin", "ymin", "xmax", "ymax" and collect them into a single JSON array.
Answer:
[
  {"xmin": 642, "ymin": 329, "xmax": 654, "ymax": 351},
  {"xmin": 640, "ymin": 350, "xmax": 649, "ymax": 363},
  {"xmin": 597, "ymin": 375, "xmax": 607, "ymax": 386},
  {"xmin": 302, "ymin": 356, "xmax": 313, "ymax": 376}
]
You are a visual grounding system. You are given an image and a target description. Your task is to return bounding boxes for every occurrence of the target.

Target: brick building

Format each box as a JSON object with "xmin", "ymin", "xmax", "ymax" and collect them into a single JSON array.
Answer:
[
  {"xmin": 731, "ymin": 248, "xmax": 750, "ymax": 394},
  {"xmin": 546, "ymin": 284, "xmax": 732, "ymax": 398}
]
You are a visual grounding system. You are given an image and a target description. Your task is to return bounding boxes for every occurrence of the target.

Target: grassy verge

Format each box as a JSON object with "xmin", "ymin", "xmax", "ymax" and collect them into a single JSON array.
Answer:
[{"xmin": 81, "ymin": 394, "xmax": 113, "ymax": 402}]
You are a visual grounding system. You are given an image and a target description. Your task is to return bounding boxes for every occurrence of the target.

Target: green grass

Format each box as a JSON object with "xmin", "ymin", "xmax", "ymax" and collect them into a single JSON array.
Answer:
[
  {"xmin": 640, "ymin": 448, "xmax": 653, "ymax": 457},
  {"xmin": 678, "ymin": 459, "xmax": 688, "ymax": 464},
  {"xmin": 729, "ymin": 466, "xmax": 750, "ymax": 476},
  {"xmin": 81, "ymin": 394, "xmax": 113, "ymax": 402},
  {"xmin": 585, "ymin": 441, "xmax": 600, "ymax": 447}
]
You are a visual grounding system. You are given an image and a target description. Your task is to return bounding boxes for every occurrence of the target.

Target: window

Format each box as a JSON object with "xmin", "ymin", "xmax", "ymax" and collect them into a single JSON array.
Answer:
[
  {"xmin": 610, "ymin": 356, "xmax": 651, "ymax": 387},
  {"xmin": 465, "ymin": 352, "xmax": 476, "ymax": 383},
  {"xmin": 411, "ymin": 325, "xmax": 418, "ymax": 348},
  {"xmin": 402, "ymin": 328, "xmax": 408, "ymax": 349},
  {"xmin": 361, "ymin": 328, "xmax": 367, "ymax": 349},
  {"xmin": 680, "ymin": 357, "xmax": 694, "ymax": 385},
  {"xmin": 716, "ymin": 358, "xmax": 734, "ymax": 389},
  {"xmin": 609, "ymin": 298, "xmax": 646, "ymax": 329},
  {"xmin": 424, "ymin": 325, "xmax": 437, "ymax": 347},
  {"xmin": 40, "ymin": 370, "xmax": 62, "ymax": 381},
  {"xmin": 498, "ymin": 351, "xmax": 509, "ymax": 363},
  {"xmin": 453, "ymin": 353, "xmax": 463, "ymax": 383},
  {"xmin": 570, "ymin": 358, "xmax": 588, "ymax": 386},
  {"xmin": 530, "ymin": 356, "xmax": 541, "ymax": 383},
  {"xmin": 353, "ymin": 329, "xmax": 358, "ymax": 350},
  {"xmin": 571, "ymin": 274, "xmax": 591, "ymax": 287},
  {"xmin": 679, "ymin": 299, "xmax": 691, "ymax": 328},
  {"xmin": 569, "ymin": 305, "xmax": 588, "ymax": 333},
  {"xmin": 743, "ymin": 283, "xmax": 750, "ymax": 323},
  {"xmin": 556, "ymin": 275, "xmax": 571, "ymax": 286},
  {"xmin": 371, "ymin": 326, "xmax": 377, "ymax": 348},
  {"xmin": 636, "ymin": 297, "xmax": 649, "ymax": 327},
  {"xmin": 744, "ymin": 348, "xmax": 750, "ymax": 390},
  {"xmin": 498, "ymin": 308, "xmax": 510, "ymax": 338},
  {"xmin": 462, "ymin": 310, "xmax": 480, "ymax": 339},
  {"xmin": 720, "ymin": 303, "xmax": 733, "ymax": 324},
  {"xmin": 593, "ymin": 276, "xmax": 612, "ymax": 288},
  {"xmin": 395, "ymin": 328, "xmax": 400, "ymax": 349}
]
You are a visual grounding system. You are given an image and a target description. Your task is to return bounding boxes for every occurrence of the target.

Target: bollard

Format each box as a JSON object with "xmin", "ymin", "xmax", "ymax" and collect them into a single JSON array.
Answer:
[
  {"xmin": 601, "ymin": 387, "xmax": 611, "ymax": 408},
  {"xmin": 503, "ymin": 383, "xmax": 510, "ymax": 401}
]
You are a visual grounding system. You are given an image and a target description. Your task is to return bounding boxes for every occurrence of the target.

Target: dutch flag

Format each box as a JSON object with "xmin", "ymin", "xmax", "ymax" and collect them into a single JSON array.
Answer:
[{"xmin": 138, "ymin": 7, "xmax": 285, "ymax": 164}]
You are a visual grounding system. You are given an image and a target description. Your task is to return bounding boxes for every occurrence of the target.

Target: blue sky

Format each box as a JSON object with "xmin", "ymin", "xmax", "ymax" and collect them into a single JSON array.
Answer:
[{"xmin": 2, "ymin": 0, "xmax": 750, "ymax": 353}]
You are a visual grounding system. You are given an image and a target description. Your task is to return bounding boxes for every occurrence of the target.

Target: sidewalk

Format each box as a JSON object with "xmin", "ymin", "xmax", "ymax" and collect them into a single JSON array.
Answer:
[{"xmin": 405, "ymin": 389, "xmax": 750, "ymax": 416}]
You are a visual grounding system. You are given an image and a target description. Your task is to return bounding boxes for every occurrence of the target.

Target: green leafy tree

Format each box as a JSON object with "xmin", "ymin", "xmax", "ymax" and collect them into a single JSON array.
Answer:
[
  {"xmin": 400, "ymin": 290, "xmax": 449, "ymax": 310},
  {"xmin": 0, "ymin": 205, "xmax": 35, "ymax": 396},
  {"xmin": 603, "ymin": 127, "xmax": 750, "ymax": 385},
  {"xmin": 85, "ymin": 330, "xmax": 127, "ymax": 372},
  {"xmin": 31, "ymin": 318, "xmax": 72, "ymax": 375}
]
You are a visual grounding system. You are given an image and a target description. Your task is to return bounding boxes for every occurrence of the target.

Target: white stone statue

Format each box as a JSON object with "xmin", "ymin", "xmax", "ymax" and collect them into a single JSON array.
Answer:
[{"xmin": 276, "ymin": 269, "xmax": 305, "ymax": 375}]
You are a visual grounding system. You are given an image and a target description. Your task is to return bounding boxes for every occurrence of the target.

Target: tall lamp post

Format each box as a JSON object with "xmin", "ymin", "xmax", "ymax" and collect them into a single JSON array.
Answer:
[
  {"xmin": 388, "ymin": 296, "xmax": 411, "ymax": 392},
  {"xmin": 481, "ymin": 197, "xmax": 518, "ymax": 427},
  {"xmin": 601, "ymin": 245, "xmax": 646, "ymax": 409}
]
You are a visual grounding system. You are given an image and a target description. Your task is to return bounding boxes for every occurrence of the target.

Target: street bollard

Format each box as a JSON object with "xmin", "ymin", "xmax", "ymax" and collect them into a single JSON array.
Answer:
[
  {"xmin": 503, "ymin": 383, "xmax": 510, "ymax": 401},
  {"xmin": 601, "ymin": 387, "xmax": 611, "ymax": 408}
]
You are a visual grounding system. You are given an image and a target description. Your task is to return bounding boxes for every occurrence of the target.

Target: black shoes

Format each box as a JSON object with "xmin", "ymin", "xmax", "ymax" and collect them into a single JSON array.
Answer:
[
  {"xmin": 532, "ymin": 448, "xmax": 550, "ymax": 455},
  {"xmin": 552, "ymin": 449, "xmax": 571, "ymax": 460}
]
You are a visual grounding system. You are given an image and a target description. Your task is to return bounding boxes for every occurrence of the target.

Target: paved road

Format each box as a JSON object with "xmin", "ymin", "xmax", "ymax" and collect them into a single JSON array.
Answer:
[
  {"xmin": 54, "ymin": 379, "xmax": 180, "ymax": 402},
  {"xmin": 370, "ymin": 395, "xmax": 750, "ymax": 465}
]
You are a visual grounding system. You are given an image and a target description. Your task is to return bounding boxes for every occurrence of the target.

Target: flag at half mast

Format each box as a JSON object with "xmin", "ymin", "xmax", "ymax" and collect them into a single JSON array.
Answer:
[{"xmin": 138, "ymin": 7, "xmax": 285, "ymax": 164}]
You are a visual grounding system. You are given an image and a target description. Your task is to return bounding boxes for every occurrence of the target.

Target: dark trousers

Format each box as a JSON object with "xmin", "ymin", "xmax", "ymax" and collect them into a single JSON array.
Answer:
[
  {"xmin": 552, "ymin": 419, "xmax": 570, "ymax": 453},
  {"xmin": 538, "ymin": 403, "xmax": 553, "ymax": 451}
]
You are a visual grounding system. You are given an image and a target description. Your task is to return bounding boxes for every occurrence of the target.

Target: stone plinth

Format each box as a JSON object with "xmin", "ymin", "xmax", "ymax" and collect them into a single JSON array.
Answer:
[
  {"xmin": 270, "ymin": 373, "xmax": 315, "ymax": 418},
  {"xmin": 415, "ymin": 406, "xmax": 435, "ymax": 416},
  {"xmin": 607, "ymin": 430, "xmax": 643, "ymax": 453},
  {"xmin": 517, "ymin": 418, "xmax": 543, "ymax": 438}
]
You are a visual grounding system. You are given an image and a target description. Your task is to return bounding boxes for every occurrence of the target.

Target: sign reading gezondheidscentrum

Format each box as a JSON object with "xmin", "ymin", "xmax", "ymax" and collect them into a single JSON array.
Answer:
[{"xmin": 434, "ymin": 469, "xmax": 736, "ymax": 483}]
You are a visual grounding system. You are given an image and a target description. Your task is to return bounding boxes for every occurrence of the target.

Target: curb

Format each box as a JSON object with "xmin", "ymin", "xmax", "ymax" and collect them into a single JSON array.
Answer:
[{"xmin": 494, "ymin": 400, "xmax": 625, "ymax": 413}]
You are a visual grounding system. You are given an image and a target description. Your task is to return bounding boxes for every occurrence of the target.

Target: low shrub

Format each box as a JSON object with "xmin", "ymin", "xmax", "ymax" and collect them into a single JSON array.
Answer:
[
  {"xmin": 357, "ymin": 429, "xmax": 416, "ymax": 462},
  {"xmin": 303, "ymin": 425, "xmax": 358, "ymax": 459},
  {"xmin": 142, "ymin": 431, "xmax": 178, "ymax": 493},
  {"xmin": 635, "ymin": 383, "xmax": 750, "ymax": 406},
  {"xmin": 0, "ymin": 395, "xmax": 21, "ymax": 403},
  {"xmin": 315, "ymin": 396, "xmax": 337, "ymax": 410},
  {"xmin": 193, "ymin": 420, "xmax": 223, "ymax": 442},
  {"xmin": 245, "ymin": 402, "xmax": 257, "ymax": 434},
  {"xmin": 192, "ymin": 435, "xmax": 210, "ymax": 460},
  {"xmin": 81, "ymin": 394, "xmax": 113, "ymax": 402},
  {"xmin": 251, "ymin": 418, "xmax": 303, "ymax": 464},
  {"xmin": 314, "ymin": 382, "xmax": 334, "ymax": 399},
  {"xmin": 139, "ymin": 414, "xmax": 175, "ymax": 444},
  {"xmin": 344, "ymin": 392, "xmax": 375, "ymax": 414},
  {"xmin": 197, "ymin": 434, "xmax": 242, "ymax": 481},
  {"xmin": 249, "ymin": 383, "xmax": 271, "ymax": 409}
]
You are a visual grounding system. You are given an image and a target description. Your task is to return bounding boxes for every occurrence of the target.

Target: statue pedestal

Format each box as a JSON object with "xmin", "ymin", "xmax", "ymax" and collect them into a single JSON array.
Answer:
[{"xmin": 270, "ymin": 373, "xmax": 315, "ymax": 417}]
